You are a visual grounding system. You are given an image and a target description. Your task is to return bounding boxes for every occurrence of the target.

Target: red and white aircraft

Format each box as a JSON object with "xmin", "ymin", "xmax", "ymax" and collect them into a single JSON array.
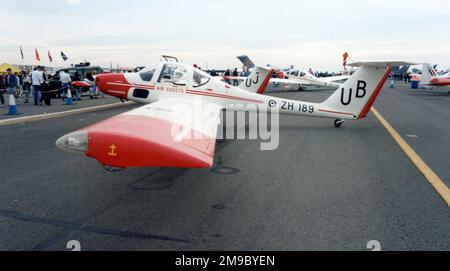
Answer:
[
  {"xmin": 277, "ymin": 68, "xmax": 350, "ymax": 91},
  {"xmin": 56, "ymin": 59, "xmax": 410, "ymax": 170},
  {"xmin": 235, "ymin": 55, "xmax": 350, "ymax": 91},
  {"xmin": 419, "ymin": 63, "xmax": 450, "ymax": 89}
]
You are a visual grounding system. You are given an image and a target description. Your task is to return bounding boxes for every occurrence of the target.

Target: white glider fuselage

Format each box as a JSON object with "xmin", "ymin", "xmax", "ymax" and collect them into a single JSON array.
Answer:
[
  {"xmin": 57, "ymin": 60, "xmax": 410, "ymax": 169},
  {"xmin": 98, "ymin": 62, "xmax": 371, "ymax": 121}
]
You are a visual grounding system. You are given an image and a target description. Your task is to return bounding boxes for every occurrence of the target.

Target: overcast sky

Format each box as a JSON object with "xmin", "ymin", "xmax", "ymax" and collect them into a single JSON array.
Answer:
[{"xmin": 2, "ymin": 0, "xmax": 450, "ymax": 71}]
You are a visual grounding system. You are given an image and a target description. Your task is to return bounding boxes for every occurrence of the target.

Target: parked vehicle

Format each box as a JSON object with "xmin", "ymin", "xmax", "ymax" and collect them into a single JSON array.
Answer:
[{"xmin": 50, "ymin": 62, "xmax": 104, "ymax": 98}]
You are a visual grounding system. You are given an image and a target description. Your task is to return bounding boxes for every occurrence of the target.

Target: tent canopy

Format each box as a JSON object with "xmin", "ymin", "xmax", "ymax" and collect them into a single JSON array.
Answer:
[{"xmin": 0, "ymin": 63, "xmax": 22, "ymax": 75}]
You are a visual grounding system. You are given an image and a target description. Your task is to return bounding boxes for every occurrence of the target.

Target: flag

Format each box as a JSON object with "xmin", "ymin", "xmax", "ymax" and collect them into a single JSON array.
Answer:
[
  {"xmin": 20, "ymin": 46, "xmax": 24, "ymax": 59},
  {"xmin": 61, "ymin": 51, "xmax": 68, "ymax": 61},
  {"xmin": 35, "ymin": 48, "xmax": 41, "ymax": 62},
  {"xmin": 343, "ymin": 52, "xmax": 349, "ymax": 70},
  {"xmin": 48, "ymin": 50, "xmax": 53, "ymax": 62}
]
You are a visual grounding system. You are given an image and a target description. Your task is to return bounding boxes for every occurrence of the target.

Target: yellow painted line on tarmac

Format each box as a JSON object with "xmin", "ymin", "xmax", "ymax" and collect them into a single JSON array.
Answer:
[
  {"xmin": 0, "ymin": 101, "xmax": 134, "ymax": 126},
  {"xmin": 372, "ymin": 107, "xmax": 450, "ymax": 207}
]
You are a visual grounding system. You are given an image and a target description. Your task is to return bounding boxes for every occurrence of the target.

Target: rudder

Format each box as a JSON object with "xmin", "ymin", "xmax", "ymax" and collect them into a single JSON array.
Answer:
[
  {"xmin": 238, "ymin": 66, "xmax": 274, "ymax": 94},
  {"xmin": 320, "ymin": 63, "xmax": 393, "ymax": 119}
]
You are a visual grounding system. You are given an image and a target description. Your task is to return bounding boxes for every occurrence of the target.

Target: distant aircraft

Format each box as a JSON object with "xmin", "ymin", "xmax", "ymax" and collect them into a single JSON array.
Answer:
[
  {"xmin": 419, "ymin": 63, "xmax": 450, "ymax": 90},
  {"xmin": 236, "ymin": 55, "xmax": 350, "ymax": 91},
  {"xmin": 277, "ymin": 68, "xmax": 350, "ymax": 90},
  {"xmin": 56, "ymin": 59, "xmax": 411, "ymax": 170}
]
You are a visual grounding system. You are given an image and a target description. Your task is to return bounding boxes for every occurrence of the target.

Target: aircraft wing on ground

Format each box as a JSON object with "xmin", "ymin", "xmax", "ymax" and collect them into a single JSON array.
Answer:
[
  {"xmin": 57, "ymin": 97, "xmax": 223, "ymax": 169},
  {"xmin": 222, "ymin": 76, "xmax": 299, "ymax": 84},
  {"xmin": 319, "ymin": 75, "xmax": 351, "ymax": 83},
  {"xmin": 270, "ymin": 77, "xmax": 313, "ymax": 86},
  {"xmin": 222, "ymin": 75, "xmax": 246, "ymax": 81}
]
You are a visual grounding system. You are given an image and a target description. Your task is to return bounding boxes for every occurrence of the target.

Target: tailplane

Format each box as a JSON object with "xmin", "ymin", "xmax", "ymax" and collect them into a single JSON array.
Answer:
[
  {"xmin": 237, "ymin": 55, "xmax": 256, "ymax": 69},
  {"xmin": 320, "ymin": 61, "xmax": 414, "ymax": 119}
]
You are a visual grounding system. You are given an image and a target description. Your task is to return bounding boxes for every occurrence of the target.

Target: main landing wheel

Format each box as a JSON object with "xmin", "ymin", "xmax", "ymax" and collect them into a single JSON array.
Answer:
[
  {"xmin": 103, "ymin": 165, "xmax": 126, "ymax": 172},
  {"xmin": 334, "ymin": 119, "xmax": 345, "ymax": 128}
]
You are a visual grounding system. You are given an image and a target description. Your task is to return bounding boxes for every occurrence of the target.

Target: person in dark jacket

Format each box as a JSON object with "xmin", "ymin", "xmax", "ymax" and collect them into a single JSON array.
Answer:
[
  {"xmin": 40, "ymin": 75, "xmax": 52, "ymax": 106},
  {"xmin": 73, "ymin": 72, "xmax": 82, "ymax": 100},
  {"xmin": 4, "ymin": 69, "xmax": 19, "ymax": 107},
  {"xmin": 5, "ymin": 68, "xmax": 19, "ymax": 96},
  {"xmin": 0, "ymin": 74, "xmax": 4, "ymax": 106},
  {"xmin": 232, "ymin": 68, "xmax": 239, "ymax": 86},
  {"xmin": 224, "ymin": 69, "xmax": 231, "ymax": 85}
]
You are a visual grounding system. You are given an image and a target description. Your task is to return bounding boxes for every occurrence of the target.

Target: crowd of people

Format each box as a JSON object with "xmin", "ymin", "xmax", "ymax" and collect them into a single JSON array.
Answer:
[
  {"xmin": 222, "ymin": 68, "xmax": 249, "ymax": 86},
  {"xmin": 391, "ymin": 72, "xmax": 413, "ymax": 83},
  {"xmin": 314, "ymin": 71, "xmax": 344, "ymax": 78},
  {"xmin": 0, "ymin": 66, "xmax": 103, "ymax": 109}
]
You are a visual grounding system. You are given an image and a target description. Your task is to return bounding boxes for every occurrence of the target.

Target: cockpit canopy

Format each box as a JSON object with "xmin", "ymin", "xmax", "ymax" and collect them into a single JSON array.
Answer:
[
  {"xmin": 140, "ymin": 63, "xmax": 211, "ymax": 87},
  {"xmin": 139, "ymin": 65, "xmax": 158, "ymax": 82},
  {"xmin": 287, "ymin": 69, "xmax": 307, "ymax": 77},
  {"xmin": 192, "ymin": 69, "xmax": 210, "ymax": 87}
]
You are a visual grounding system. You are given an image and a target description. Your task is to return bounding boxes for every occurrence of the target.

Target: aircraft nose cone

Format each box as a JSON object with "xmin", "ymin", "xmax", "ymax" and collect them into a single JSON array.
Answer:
[
  {"xmin": 56, "ymin": 131, "xmax": 88, "ymax": 155},
  {"xmin": 96, "ymin": 73, "xmax": 130, "ymax": 99},
  {"xmin": 95, "ymin": 74, "xmax": 109, "ymax": 93}
]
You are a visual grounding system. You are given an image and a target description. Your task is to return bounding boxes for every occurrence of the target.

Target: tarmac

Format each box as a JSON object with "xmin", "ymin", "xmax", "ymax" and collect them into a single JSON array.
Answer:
[
  {"xmin": 0, "ymin": 94, "xmax": 126, "ymax": 121},
  {"xmin": 0, "ymin": 81, "xmax": 449, "ymax": 251}
]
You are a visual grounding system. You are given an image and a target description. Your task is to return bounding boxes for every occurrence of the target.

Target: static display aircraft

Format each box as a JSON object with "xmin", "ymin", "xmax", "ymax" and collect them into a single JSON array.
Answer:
[
  {"xmin": 273, "ymin": 68, "xmax": 349, "ymax": 91},
  {"xmin": 419, "ymin": 63, "xmax": 450, "ymax": 89},
  {"xmin": 56, "ymin": 59, "xmax": 411, "ymax": 170},
  {"xmin": 236, "ymin": 55, "xmax": 350, "ymax": 91}
]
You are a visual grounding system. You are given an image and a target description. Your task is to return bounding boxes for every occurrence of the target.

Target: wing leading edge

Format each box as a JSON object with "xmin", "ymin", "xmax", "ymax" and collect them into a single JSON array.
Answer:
[{"xmin": 56, "ymin": 98, "xmax": 223, "ymax": 168}]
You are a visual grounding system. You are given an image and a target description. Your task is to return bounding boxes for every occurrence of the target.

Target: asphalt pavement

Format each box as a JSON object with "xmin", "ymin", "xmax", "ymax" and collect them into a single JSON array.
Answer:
[
  {"xmin": 0, "ymin": 94, "xmax": 121, "ymax": 120},
  {"xmin": 0, "ymin": 81, "xmax": 449, "ymax": 251}
]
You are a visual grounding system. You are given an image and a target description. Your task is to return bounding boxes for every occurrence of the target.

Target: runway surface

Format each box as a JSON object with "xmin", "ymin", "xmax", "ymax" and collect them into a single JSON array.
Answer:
[
  {"xmin": 1, "ymin": 82, "xmax": 449, "ymax": 251},
  {"xmin": 0, "ymin": 95, "xmax": 120, "ymax": 120}
]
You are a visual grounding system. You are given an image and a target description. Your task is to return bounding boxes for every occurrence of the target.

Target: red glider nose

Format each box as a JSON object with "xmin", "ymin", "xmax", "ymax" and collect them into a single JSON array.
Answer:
[
  {"xmin": 277, "ymin": 70, "xmax": 285, "ymax": 79},
  {"xmin": 96, "ymin": 73, "xmax": 130, "ymax": 100}
]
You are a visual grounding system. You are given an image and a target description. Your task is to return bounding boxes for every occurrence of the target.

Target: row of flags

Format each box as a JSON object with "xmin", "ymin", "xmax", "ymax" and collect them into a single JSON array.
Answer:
[{"xmin": 20, "ymin": 46, "xmax": 69, "ymax": 62}]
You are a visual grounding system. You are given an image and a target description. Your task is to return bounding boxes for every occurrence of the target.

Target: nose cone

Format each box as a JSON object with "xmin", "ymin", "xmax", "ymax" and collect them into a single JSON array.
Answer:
[
  {"xmin": 56, "ymin": 131, "xmax": 88, "ymax": 155},
  {"xmin": 277, "ymin": 70, "xmax": 285, "ymax": 79},
  {"xmin": 96, "ymin": 73, "xmax": 130, "ymax": 100}
]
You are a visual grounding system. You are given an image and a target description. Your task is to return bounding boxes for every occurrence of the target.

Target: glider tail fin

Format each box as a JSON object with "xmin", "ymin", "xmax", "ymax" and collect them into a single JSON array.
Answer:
[
  {"xmin": 319, "ymin": 62, "xmax": 411, "ymax": 119},
  {"xmin": 420, "ymin": 63, "xmax": 436, "ymax": 85},
  {"xmin": 238, "ymin": 66, "xmax": 274, "ymax": 94},
  {"xmin": 237, "ymin": 55, "xmax": 256, "ymax": 69}
]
